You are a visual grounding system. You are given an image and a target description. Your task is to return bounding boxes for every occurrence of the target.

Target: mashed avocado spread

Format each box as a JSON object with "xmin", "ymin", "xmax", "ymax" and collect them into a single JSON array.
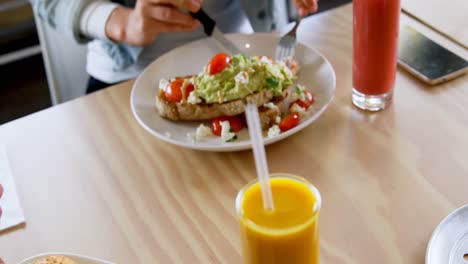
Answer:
[{"xmin": 194, "ymin": 54, "xmax": 294, "ymax": 104}]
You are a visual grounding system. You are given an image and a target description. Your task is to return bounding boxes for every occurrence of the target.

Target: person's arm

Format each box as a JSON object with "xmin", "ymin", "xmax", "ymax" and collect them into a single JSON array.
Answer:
[
  {"xmin": 31, "ymin": 0, "xmax": 203, "ymax": 71},
  {"xmin": 79, "ymin": 1, "xmax": 121, "ymax": 41},
  {"xmin": 30, "ymin": 0, "xmax": 95, "ymax": 43},
  {"xmin": 104, "ymin": 0, "xmax": 201, "ymax": 46}
]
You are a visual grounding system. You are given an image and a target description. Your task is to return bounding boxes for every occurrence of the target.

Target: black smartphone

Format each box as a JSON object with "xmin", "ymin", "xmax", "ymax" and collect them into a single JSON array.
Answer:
[{"xmin": 398, "ymin": 25, "xmax": 468, "ymax": 85}]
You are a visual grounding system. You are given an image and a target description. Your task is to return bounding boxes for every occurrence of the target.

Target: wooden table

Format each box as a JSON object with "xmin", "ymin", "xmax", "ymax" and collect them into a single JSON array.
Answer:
[{"xmin": 1, "ymin": 4, "xmax": 468, "ymax": 263}]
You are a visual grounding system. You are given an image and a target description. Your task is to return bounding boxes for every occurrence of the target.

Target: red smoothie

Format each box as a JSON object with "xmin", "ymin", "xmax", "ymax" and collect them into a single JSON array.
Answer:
[{"xmin": 353, "ymin": 0, "xmax": 401, "ymax": 95}]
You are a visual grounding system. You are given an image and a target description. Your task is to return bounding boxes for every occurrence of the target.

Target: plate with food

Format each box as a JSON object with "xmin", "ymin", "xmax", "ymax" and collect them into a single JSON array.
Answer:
[
  {"xmin": 19, "ymin": 253, "xmax": 114, "ymax": 264},
  {"xmin": 131, "ymin": 33, "xmax": 335, "ymax": 151}
]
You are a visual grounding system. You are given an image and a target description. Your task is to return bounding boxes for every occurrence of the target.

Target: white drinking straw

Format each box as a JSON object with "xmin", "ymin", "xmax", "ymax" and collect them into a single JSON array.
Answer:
[{"xmin": 245, "ymin": 104, "xmax": 275, "ymax": 211}]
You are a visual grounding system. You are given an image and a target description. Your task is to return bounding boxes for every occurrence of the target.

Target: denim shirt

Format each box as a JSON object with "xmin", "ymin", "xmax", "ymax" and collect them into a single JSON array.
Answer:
[{"xmin": 30, "ymin": 0, "xmax": 263, "ymax": 73}]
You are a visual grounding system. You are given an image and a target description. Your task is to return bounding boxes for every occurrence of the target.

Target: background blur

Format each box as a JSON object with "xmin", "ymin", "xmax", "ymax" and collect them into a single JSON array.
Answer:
[{"xmin": 0, "ymin": 0, "xmax": 350, "ymax": 125}]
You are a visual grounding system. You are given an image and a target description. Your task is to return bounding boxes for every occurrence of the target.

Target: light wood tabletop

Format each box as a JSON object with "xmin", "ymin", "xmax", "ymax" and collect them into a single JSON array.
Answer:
[
  {"xmin": 1, "ymin": 4, "xmax": 468, "ymax": 264},
  {"xmin": 402, "ymin": 0, "xmax": 468, "ymax": 49}
]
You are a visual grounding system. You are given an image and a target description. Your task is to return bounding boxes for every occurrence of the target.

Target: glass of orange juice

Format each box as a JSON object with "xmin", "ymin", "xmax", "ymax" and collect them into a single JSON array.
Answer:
[{"xmin": 236, "ymin": 173, "xmax": 322, "ymax": 264}]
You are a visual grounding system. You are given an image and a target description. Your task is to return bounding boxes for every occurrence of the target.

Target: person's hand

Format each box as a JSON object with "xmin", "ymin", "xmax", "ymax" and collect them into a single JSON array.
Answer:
[
  {"xmin": 293, "ymin": 0, "xmax": 319, "ymax": 17},
  {"xmin": 0, "ymin": 183, "xmax": 3, "ymax": 218},
  {"xmin": 106, "ymin": 0, "xmax": 202, "ymax": 46}
]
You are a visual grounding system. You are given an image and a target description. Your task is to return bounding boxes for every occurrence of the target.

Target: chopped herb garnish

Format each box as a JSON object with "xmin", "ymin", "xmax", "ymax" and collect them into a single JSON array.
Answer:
[
  {"xmin": 266, "ymin": 77, "xmax": 279, "ymax": 88},
  {"xmin": 295, "ymin": 86, "xmax": 302, "ymax": 94},
  {"xmin": 226, "ymin": 135, "xmax": 238, "ymax": 142}
]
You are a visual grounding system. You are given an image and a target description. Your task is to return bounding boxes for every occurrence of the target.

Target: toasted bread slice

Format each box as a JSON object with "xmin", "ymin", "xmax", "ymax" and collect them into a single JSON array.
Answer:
[
  {"xmin": 156, "ymin": 89, "xmax": 286, "ymax": 129},
  {"xmin": 156, "ymin": 88, "xmax": 285, "ymax": 118}
]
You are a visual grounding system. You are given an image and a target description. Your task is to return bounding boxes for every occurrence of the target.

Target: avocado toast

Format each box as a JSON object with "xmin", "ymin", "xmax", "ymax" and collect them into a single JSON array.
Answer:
[{"xmin": 155, "ymin": 53, "xmax": 314, "ymax": 142}]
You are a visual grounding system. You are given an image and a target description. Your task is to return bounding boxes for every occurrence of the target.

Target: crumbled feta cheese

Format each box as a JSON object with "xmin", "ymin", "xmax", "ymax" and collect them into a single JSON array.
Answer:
[
  {"xmin": 268, "ymin": 125, "xmax": 281, "ymax": 138},
  {"xmin": 195, "ymin": 124, "xmax": 213, "ymax": 141},
  {"xmin": 289, "ymin": 92, "xmax": 301, "ymax": 102},
  {"xmin": 234, "ymin": 71, "xmax": 249, "ymax": 85},
  {"xmin": 198, "ymin": 65, "xmax": 208, "ymax": 77},
  {"xmin": 260, "ymin": 56, "xmax": 273, "ymax": 65},
  {"xmin": 220, "ymin": 121, "xmax": 236, "ymax": 142},
  {"xmin": 264, "ymin": 102, "xmax": 279, "ymax": 112},
  {"xmin": 290, "ymin": 103, "xmax": 307, "ymax": 116},
  {"xmin": 278, "ymin": 60, "xmax": 293, "ymax": 79},
  {"xmin": 164, "ymin": 132, "xmax": 171, "ymax": 138},
  {"xmin": 159, "ymin": 78, "xmax": 169, "ymax": 90},
  {"xmin": 187, "ymin": 91, "xmax": 202, "ymax": 104},
  {"xmin": 275, "ymin": 116, "xmax": 281, "ymax": 124},
  {"xmin": 290, "ymin": 84, "xmax": 307, "ymax": 102}
]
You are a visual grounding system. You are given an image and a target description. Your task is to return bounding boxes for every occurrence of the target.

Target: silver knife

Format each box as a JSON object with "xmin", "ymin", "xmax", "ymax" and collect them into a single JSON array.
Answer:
[{"xmin": 190, "ymin": 9, "xmax": 242, "ymax": 55}]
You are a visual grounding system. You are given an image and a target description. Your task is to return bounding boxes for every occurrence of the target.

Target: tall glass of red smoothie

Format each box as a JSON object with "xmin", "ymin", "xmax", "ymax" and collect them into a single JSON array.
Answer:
[{"xmin": 352, "ymin": 0, "xmax": 401, "ymax": 111}]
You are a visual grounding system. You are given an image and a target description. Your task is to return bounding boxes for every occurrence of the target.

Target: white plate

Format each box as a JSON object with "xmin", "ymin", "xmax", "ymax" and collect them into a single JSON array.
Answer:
[
  {"xmin": 19, "ymin": 252, "xmax": 114, "ymax": 264},
  {"xmin": 426, "ymin": 204, "xmax": 468, "ymax": 264},
  {"xmin": 131, "ymin": 33, "xmax": 336, "ymax": 151}
]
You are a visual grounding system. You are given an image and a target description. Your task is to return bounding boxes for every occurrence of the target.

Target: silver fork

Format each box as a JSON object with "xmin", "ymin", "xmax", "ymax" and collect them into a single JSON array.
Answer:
[{"xmin": 275, "ymin": 17, "xmax": 301, "ymax": 61}]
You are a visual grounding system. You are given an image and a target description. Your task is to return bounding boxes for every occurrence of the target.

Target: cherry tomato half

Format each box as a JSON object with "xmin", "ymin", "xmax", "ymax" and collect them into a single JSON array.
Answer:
[
  {"xmin": 211, "ymin": 115, "xmax": 245, "ymax": 136},
  {"xmin": 208, "ymin": 53, "xmax": 231, "ymax": 75},
  {"xmin": 294, "ymin": 90, "xmax": 315, "ymax": 110},
  {"xmin": 165, "ymin": 79, "xmax": 183, "ymax": 102},
  {"xmin": 185, "ymin": 83, "xmax": 195, "ymax": 99},
  {"xmin": 279, "ymin": 112, "xmax": 300, "ymax": 132},
  {"xmin": 165, "ymin": 80, "xmax": 195, "ymax": 103}
]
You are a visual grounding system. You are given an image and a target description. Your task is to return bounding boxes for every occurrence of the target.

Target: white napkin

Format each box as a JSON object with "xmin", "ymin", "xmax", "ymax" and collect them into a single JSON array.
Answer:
[{"xmin": 0, "ymin": 145, "xmax": 25, "ymax": 231}]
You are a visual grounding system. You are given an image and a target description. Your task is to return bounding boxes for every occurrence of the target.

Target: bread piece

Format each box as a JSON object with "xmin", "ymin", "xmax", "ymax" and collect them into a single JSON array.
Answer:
[
  {"xmin": 31, "ymin": 256, "xmax": 77, "ymax": 264},
  {"xmin": 156, "ymin": 88, "xmax": 285, "ymax": 121},
  {"xmin": 157, "ymin": 90, "xmax": 285, "ymax": 130}
]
